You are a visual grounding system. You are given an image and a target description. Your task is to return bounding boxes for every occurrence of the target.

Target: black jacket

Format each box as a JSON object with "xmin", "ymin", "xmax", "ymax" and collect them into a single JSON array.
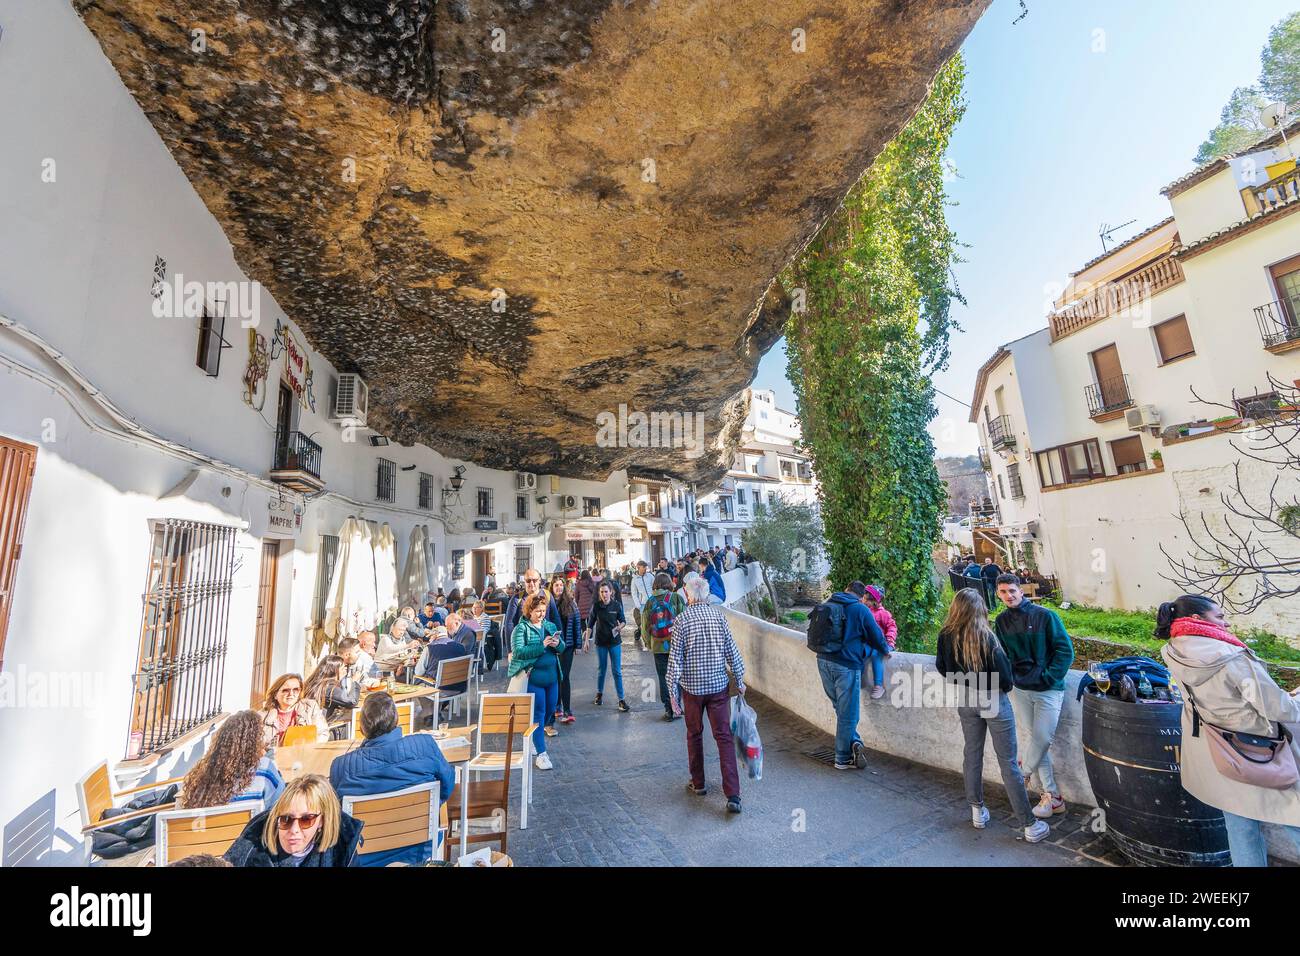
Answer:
[
  {"xmin": 223, "ymin": 808, "xmax": 363, "ymax": 868},
  {"xmin": 590, "ymin": 598, "xmax": 626, "ymax": 647},
  {"xmin": 935, "ymin": 628, "xmax": 1014, "ymax": 696}
]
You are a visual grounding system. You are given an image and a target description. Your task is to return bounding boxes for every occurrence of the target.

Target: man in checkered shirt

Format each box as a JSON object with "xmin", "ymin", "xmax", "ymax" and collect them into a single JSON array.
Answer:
[{"xmin": 666, "ymin": 573, "xmax": 747, "ymax": 813}]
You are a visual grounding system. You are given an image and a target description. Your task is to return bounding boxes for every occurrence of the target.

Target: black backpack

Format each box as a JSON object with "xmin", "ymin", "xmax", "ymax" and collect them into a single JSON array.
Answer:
[{"xmin": 806, "ymin": 600, "xmax": 846, "ymax": 655}]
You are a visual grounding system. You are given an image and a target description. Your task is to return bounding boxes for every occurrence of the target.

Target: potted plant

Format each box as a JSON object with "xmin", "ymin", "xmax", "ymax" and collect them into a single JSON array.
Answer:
[
  {"xmin": 1211, "ymin": 415, "xmax": 1242, "ymax": 428},
  {"xmin": 1149, "ymin": 450, "xmax": 1162, "ymax": 467}
]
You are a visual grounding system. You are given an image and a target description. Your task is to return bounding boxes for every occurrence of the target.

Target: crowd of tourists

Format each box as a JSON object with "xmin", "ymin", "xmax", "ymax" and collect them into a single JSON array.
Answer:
[{"xmin": 805, "ymin": 567, "xmax": 1300, "ymax": 864}]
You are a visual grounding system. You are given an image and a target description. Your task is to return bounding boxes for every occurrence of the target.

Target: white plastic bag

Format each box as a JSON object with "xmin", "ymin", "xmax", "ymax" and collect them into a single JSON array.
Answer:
[{"xmin": 730, "ymin": 694, "xmax": 763, "ymax": 780}]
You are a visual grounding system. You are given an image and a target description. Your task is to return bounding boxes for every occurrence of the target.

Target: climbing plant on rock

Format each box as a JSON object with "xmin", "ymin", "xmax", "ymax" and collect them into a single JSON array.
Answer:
[{"xmin": 783, "ymin": 55, "xmax": 966, "ymax": 645}]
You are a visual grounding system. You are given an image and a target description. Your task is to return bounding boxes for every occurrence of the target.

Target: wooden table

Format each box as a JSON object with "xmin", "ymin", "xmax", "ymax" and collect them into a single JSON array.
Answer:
[
  {"xmin": 359, "ymin": 682, "xmax": 439, "ymax": 705},
  {"xmin": 274, "ymin": 730, "xmax": 477, "ymax": 861}
]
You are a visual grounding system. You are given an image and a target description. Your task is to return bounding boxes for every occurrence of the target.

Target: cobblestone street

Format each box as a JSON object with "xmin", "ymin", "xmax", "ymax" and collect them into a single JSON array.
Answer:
[{"xmin": 484, "ymin": 621, "xmax": 1121, "ymax": 867}]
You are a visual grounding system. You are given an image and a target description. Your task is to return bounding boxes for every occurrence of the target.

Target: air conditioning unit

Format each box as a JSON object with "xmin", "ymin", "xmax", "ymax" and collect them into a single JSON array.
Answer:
[
  {"xmin": 332, "ymin": 373, "xmax": 369, "ymax": 425},
  {"xmin": 515, "ymin": 472, "xmax": 536, "ymax": 491},
  {"xmin": 1126, "ymin": 405, "xmax": 1160, "ymax": 431},
  {"xmin": 559, "ymin": 494, "xmax": 577, "ymax": 510}
]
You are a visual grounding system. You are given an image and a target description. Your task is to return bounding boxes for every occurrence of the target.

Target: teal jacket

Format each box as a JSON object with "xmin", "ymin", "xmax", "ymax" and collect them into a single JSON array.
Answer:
[
  {"xmin": 508, "ymin": 619, "xmax": 563, "ymax": 685},
  {"xmin": 993, "ymin": 601, "xmax": 1074, "ymax": 691}
]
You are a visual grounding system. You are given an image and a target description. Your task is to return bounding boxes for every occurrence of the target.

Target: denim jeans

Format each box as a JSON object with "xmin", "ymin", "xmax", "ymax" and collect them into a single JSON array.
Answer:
[
  {"xmin": 864, "ymin": 647, "xmax": 885, "ymax": 688},
  {"xmin": 596, "ymin": 644, "xmax": 624, "ymax": 699},
  {"xmin": 817, "ymin": 657, "xmax": 862, "ymax": 765},
  {"xmin": 1010, "ymin": 686, "xmax": 1064, "ymax": 795},
  {"xmin": 1222, "ymin": 811, "xmax": 1300, "ymax": 867},
  {"xmin": 558, "ymin": 646, "xmax": 576, "ymax": 715},
  {"xmin": 958, "ymin": 695, "xmax": 1035, "ymax": 827},
  {"xmin": 528, "ymin": 679, "xmax": 559, "ymax": 755}
]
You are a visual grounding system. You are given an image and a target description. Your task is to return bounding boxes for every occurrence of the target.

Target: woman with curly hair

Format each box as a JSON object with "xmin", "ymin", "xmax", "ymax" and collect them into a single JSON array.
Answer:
[{"xmin": 180, "ymin": 710, "xmax": 284, "ymax": 810}]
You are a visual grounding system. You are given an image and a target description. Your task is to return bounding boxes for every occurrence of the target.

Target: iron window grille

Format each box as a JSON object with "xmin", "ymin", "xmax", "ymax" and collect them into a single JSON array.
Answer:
[
  {"xmin": 516, "ymin": 495, "xmax": 529, "ymax": 520},
  {"xmin": 477, "ymin": 488, "xmax": 492, "ymax": 517},
  {"xmin": 312, "ymin": 534, "xmax": 340, "ymax": 628},
  {"xmin": 514, "ymin": 546, "xmax": 532, "ymax": 579},
  {"xmin": 376, "ymin": 458, "xmax": 395, "ymax": 502},
  {"xmin": 583, "ymin": 497, "xmax": 601, "ymax": 517},
  {"xmin": 418, "ymin": 473, "xmax": 433, "ymax": 509},
  {"xmin": 451, "ymin": 550, "xmax": 466, "ymax": 578},
  {"xmin": 1007, "ymin": 463, "xmax": 1025, "ymax": 499},
  {"xmin": 129, "ymin": 519, "xmax": 235, "ymax": 757}
]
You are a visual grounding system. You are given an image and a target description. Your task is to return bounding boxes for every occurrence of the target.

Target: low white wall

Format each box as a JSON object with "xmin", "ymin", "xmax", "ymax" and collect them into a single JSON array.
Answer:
[{"xmin": 722, "ymin": 606, "xmax": 1300, "ymax": 864}]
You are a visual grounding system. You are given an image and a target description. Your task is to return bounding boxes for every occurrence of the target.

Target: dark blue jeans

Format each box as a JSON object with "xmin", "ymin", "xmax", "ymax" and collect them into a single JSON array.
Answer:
[
  {"xmin": 528, "ymin": 680, "xmax": 559, "ymax": 755},
  {"xmin": 817, "ymin": 657, "xmax": 862, "ymax": 765}
]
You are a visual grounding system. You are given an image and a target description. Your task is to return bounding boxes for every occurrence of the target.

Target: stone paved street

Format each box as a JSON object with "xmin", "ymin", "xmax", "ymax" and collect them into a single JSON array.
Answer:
[{"xmin": 481, "ymin": 617, "xmax": 1121, "ymax": 867}]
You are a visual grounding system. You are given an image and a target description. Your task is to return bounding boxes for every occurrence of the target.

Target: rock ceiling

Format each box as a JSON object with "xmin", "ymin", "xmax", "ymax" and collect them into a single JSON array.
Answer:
[{"xmin": 76, "ymin": 0, "xmax": 988, "ymax": 484}]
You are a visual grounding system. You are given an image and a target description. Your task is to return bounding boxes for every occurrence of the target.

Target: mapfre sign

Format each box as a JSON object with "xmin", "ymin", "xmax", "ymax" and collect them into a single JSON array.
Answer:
[{"xmin": 266, "ymin": 497, "xmax": 301, "ymax": 539}]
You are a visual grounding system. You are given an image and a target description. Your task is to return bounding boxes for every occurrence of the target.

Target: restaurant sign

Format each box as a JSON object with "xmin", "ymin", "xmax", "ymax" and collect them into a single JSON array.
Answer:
[
  {"xmin": 271, "ymin": 318, "xmax": 316, "ymax": 412},
  {"xmin": 565, "ymin": 528, "xmax": 640, "ymax": 541},
  {"xmin": 473, "ymin": 520, "xmax": 499, "ymax": 531}
]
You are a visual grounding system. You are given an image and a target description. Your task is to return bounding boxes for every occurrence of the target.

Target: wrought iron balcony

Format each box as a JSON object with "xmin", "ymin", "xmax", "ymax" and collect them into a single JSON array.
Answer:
[
  {"xmin": 987, "ymin": 415, "xmax": 1016, "ymax": 450},
  {"xmin": 1085, "ymin": 374, "xmax": 1134, "ymax": 417},
  {"xmin": 1254, "ymin": 299, "xmax": 1300, "ymax": 353},
  {"xmin": 271, "ymin": 428, "xmax": 324, "ymax": 492}
]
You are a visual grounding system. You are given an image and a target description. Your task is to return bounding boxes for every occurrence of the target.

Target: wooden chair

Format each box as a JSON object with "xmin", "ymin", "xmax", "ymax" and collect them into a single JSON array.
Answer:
[
  {"xmin": 75, "ymin": 761, "xmax": 183, "ymax": 836},
  {"xmin": 413, "ymin": 654, "xmax": 474, "ymax": 727},
  {"xmin": 467, "ymin": 692, "xmax": 536, "ymax": 829},
  {"xmin": 154, "ymin": 801, "xmax": 261, "ymax": 866},
  {"xmin": 341, "ymin": 782, "xmax": 440, "ymax": 865},
  {"xmin": 349, "ymin": 700, "xmax": 415, "ymax": 739},
  {"xmin": 279, "ymin": 725, "xmax": 319, "ymax": 747},
  {"xmin": 448, "ymin": 703, "xmax": 519, "ymax": 859}
]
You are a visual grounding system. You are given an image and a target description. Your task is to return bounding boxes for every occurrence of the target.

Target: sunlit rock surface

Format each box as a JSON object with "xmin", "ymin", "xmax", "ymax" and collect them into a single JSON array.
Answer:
[{"xmin": 76, "ymin": 0, "xmax": 987, "ymax": 482}]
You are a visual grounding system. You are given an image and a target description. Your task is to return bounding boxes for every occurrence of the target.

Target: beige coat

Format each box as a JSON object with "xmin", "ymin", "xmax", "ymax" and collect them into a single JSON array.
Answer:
[
  {"xmin": 1162, "ymin": 635, "xmax": 1300, "ymax": 825},
  {"xmin": 258, "ymin": 698, "xmax": 329, "ymax": 747}
]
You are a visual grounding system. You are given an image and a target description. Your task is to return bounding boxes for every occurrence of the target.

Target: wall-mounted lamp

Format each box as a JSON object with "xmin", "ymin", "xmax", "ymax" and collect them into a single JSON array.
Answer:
[{"xmin": 449, "ymin": 465, "xmax": 466, "ymax": 492}]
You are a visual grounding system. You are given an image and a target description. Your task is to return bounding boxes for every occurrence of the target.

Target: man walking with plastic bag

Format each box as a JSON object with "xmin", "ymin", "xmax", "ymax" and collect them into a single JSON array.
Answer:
[
  {"xmin": 731, "ymin": 694, "xmax": 763, "ymax": 780},
  {"xmin": 667, "ymin": 574, "xmax": 747, "ymax": 813}
]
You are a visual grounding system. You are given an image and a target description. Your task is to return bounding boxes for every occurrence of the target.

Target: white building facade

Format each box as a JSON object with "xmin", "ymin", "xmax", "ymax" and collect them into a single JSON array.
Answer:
[{"xmin": 971, "ymin": 129, "xmax": 1300, "ymax": 637}]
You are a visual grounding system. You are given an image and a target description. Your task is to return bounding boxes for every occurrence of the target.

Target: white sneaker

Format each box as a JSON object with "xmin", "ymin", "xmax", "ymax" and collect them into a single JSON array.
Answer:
[
  {"xmin": 1024, "ymin": 819, "xmax": 1050, "ymax": 843},
  {"xmin": 1032, "ymin": 792, "xmax": 1065, "ymax": 819},
  {"xmin": 534, "ymin": 753, "xmax": 553, "ymax": 770},
  {"xmin": 971, "ymin": 805, "xmax": 990, "ymax": 829}
]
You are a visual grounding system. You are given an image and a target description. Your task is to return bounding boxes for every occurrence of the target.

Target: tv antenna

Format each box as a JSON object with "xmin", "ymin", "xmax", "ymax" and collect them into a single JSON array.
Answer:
[
  {"xmin": 1262, "ymin": 101, "xmax": 1294, "ymax": 160},
  {"xmin": 1098, "ymin": 219, "xmax": 1137, "ymax": 255}
]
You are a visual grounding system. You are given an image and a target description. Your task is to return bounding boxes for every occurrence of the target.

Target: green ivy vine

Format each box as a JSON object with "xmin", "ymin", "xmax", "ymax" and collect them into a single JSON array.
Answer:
[{"xmin": 783, "ymin": 55, "xmax": 967, "ymax": 645}]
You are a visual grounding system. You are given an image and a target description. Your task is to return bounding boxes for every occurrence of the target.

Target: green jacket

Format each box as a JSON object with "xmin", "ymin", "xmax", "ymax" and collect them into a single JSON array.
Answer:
[
  {"xmin": 508, "ymin": 619, "xmax": 562, "ymax": 680},
  {"xmin": 993, "ymin": 601, "xmax": 1074, "ymax": 691},
  {"xmin": 640, "ymin": 589, "xmax": 686, "ymax": 655}
]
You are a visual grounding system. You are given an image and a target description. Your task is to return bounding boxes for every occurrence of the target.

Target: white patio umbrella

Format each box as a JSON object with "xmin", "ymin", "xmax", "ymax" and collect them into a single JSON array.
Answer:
[
  {"xmin": 401, "ymin": 524, "xmax": 432, "ymax": 608},
  {"xmin": 324, "ymin": 517, "xmax": 378, "ymax": 641},
  {"xmin": 373, "ymin": 521, "xmax": 401, "ymax": 621}
]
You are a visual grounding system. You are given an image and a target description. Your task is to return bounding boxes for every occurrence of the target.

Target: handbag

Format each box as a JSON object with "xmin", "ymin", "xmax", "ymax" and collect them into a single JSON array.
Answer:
[
  {"xmin": 507, "ymin": 669, "xmax": 530, "ymax": 694},
  {"xmin": 1186, "ymin": 688, "xmax": 1299, "ymax": 789}
]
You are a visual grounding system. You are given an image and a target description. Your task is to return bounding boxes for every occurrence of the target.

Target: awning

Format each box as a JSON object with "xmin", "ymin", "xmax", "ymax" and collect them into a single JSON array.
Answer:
[
  {"xmin": 550, "ymin": 520, "xmax": 643, "ymax": 547},
  {"xmin": 637, "ymin": 516, "xmax": 685, "ymax": 533}
]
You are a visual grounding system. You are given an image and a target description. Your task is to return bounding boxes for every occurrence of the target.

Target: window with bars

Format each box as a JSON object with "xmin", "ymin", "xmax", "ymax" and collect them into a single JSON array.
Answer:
[
  {"xmin": 514, "ymin": 546, "xmax": 532, "ymax": 578},
  {"xmin": 418, "ymin": 472, "xmax": 433, "ymax": 509},
  {"xmin": 516, "ymin": 494, "xmax": 529, "ymax": 520},
  {"xmin": 477, "ymin": 488, "xmax": 492, "ymax": 517},
  {"xmin": 583, "ymin": 496, "xmax": 601, "ymax": 517},
  {"xmin": 376, "ymin": 458, "xmax": 395, "ymax": 502},
  {"xmin": 129, "ymin": 519, "xmax": 236, "ymax": 757},
  {"xmin": 1007, "ymin": 463, "xmax": 1024, "ymax": 499},
  {"xmin": 451, "ymin": 550, "xmax": 466, "ymax": 578},
  {"xmin": 312, "ymin": 534, "xmax": 340, "ymax": 628}
]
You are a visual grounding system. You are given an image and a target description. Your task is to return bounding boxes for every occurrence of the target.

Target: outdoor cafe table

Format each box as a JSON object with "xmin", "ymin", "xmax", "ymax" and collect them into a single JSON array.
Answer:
[{"xmin": 273, "ymin": 728, "xmax": 477, "ymax": 859}]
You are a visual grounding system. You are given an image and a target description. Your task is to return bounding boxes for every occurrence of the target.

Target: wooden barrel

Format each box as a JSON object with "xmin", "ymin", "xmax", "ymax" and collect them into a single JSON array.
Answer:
[{"xmin": 1081, "ymin": 691, "xmax": 1230, "ymax": 867}]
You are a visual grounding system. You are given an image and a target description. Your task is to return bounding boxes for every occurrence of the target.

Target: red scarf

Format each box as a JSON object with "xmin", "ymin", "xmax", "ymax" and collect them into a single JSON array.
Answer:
[{"xmin": 1170, "ymin": 616, "xmax": 1247, "ymax": 649}]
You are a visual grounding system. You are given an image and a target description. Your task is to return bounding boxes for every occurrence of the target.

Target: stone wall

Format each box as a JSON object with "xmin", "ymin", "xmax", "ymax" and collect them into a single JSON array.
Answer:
[{"xmin": 722, "ymin": 606, "xmax": 1300, "ymax": 865}]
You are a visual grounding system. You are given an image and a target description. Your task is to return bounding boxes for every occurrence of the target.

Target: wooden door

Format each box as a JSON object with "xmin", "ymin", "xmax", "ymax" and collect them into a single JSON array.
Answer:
[
  {"xmin": 250, "ymin": 540, "xmax": 280, "ymax": 707},
  {"xmin": 0, "ymin": 438, "xmax": 37, "ymax": 668},
  {"xmin": 651, "ymin": 533, "xmax": 665, "ymax": 566},
  {"xmin": 274, "ymin": 383, "xmax": 293, "ymax": 462},
  {"xmin": 472, "ymin": 549, "xmax": 490, "ymax": 594},
  {"xmin": 1091, "ymin": 344, "xmax": 1125, "ymax": 407}
]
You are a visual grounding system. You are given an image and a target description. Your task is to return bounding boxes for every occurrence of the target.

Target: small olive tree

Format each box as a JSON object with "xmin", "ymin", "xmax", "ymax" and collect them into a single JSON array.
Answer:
[{"xmin": 742, "ymin": 496, "xmax": 825, "ymax": 621}]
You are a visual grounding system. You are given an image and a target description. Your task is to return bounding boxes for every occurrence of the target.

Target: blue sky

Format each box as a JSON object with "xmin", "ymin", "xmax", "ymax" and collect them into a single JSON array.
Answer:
[{"xmin": 753, "ymin": 0, "xmax": 1299, "ymax": 456}]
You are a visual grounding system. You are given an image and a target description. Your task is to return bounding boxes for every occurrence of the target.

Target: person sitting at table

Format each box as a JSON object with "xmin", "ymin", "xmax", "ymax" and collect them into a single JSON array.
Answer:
[
  {"xmin": 415, "ymin": 625, "xmax": 472, "ymax": 727},
  {"xmin": 445, "ymin": 610, "xmax": 478, "ymax": 658},
  {"xmin": 259, "ymin": 673, "xmax": 330, "ymax": 746},
  {"xmin": 224, "ymin": 774, "xmax": 362, "ymax": 868},
  {"xmin": 418, "ymin": 601, "xmax": 439, "ymax": 629},
  {"xmin": 304, "ymin": 654, "xmax": 361, "ymax": 738},
  {"xmin": 339, "ymin": 636, "xmax": 379, "ymax": 686},
  {"xmin": 329, "ymin": 692, "xmax": 456, "ymax": 866},
  {"xmin": 179, "ymin": 709, "xmax": 284, "ymax": 810},
  {"xmin": 376, "ymin": 617, "xmax": 422, "ymax": 677}
]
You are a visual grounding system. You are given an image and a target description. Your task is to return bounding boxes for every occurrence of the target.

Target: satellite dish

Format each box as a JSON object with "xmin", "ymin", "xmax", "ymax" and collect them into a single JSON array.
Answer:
[{"xmin": 1262, "ymin": 101, "xmax": 1288, "ymax": 129}]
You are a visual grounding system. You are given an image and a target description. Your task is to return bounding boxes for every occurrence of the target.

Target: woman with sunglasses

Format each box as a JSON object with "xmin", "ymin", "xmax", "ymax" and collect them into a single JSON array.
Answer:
[
  {"xmin": 224, "ymin": 774, "xmax": 362, "ymax": 867},
  {"xmin": 258, "ymin": 673, "xmax": 329, "ymax": 747}
]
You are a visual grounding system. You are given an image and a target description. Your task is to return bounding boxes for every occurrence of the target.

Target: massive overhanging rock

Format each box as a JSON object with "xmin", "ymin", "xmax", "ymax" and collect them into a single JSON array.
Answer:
[{"xmin": 75, "ymin": 0, "xmax": 988, "ymax": 484}]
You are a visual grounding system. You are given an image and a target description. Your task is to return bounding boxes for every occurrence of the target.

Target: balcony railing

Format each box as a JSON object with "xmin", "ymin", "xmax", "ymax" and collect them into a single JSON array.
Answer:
[
  {"xmin": 1254, "ymin": 299, "xmax": 1300, "ymax": 352},
  {"xmin": 1251, "ymin": 166, "xmax": 1300, "ymax": 213},
  {"xmin": 987, "ymin": 415, "xmax": 1016, "ymax": 450},
  {"xmin": 1050, "ymin": 255, "xmax": 1185, "ymax": 340},
  {"xmin": 1085, "ymin": 374, "xmax": 1134, "ymax": 417},
  {"xmin": 271, "ymin": 429, "xmax": 323, "ymax": 491}
]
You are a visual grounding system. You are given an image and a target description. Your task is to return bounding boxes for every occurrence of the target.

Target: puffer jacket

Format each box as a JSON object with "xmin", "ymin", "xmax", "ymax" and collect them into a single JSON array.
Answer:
[
  {"xmin": 1162, "ymin": 623, "xmax": 1300, "ymax": 826},
  {"xmin": 223, "ymin": 808, "xmax": 363, "ymax": 867},
  {"xmin": 576, "ymin": 577, "xmax": 598, "ymax": 620}
]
